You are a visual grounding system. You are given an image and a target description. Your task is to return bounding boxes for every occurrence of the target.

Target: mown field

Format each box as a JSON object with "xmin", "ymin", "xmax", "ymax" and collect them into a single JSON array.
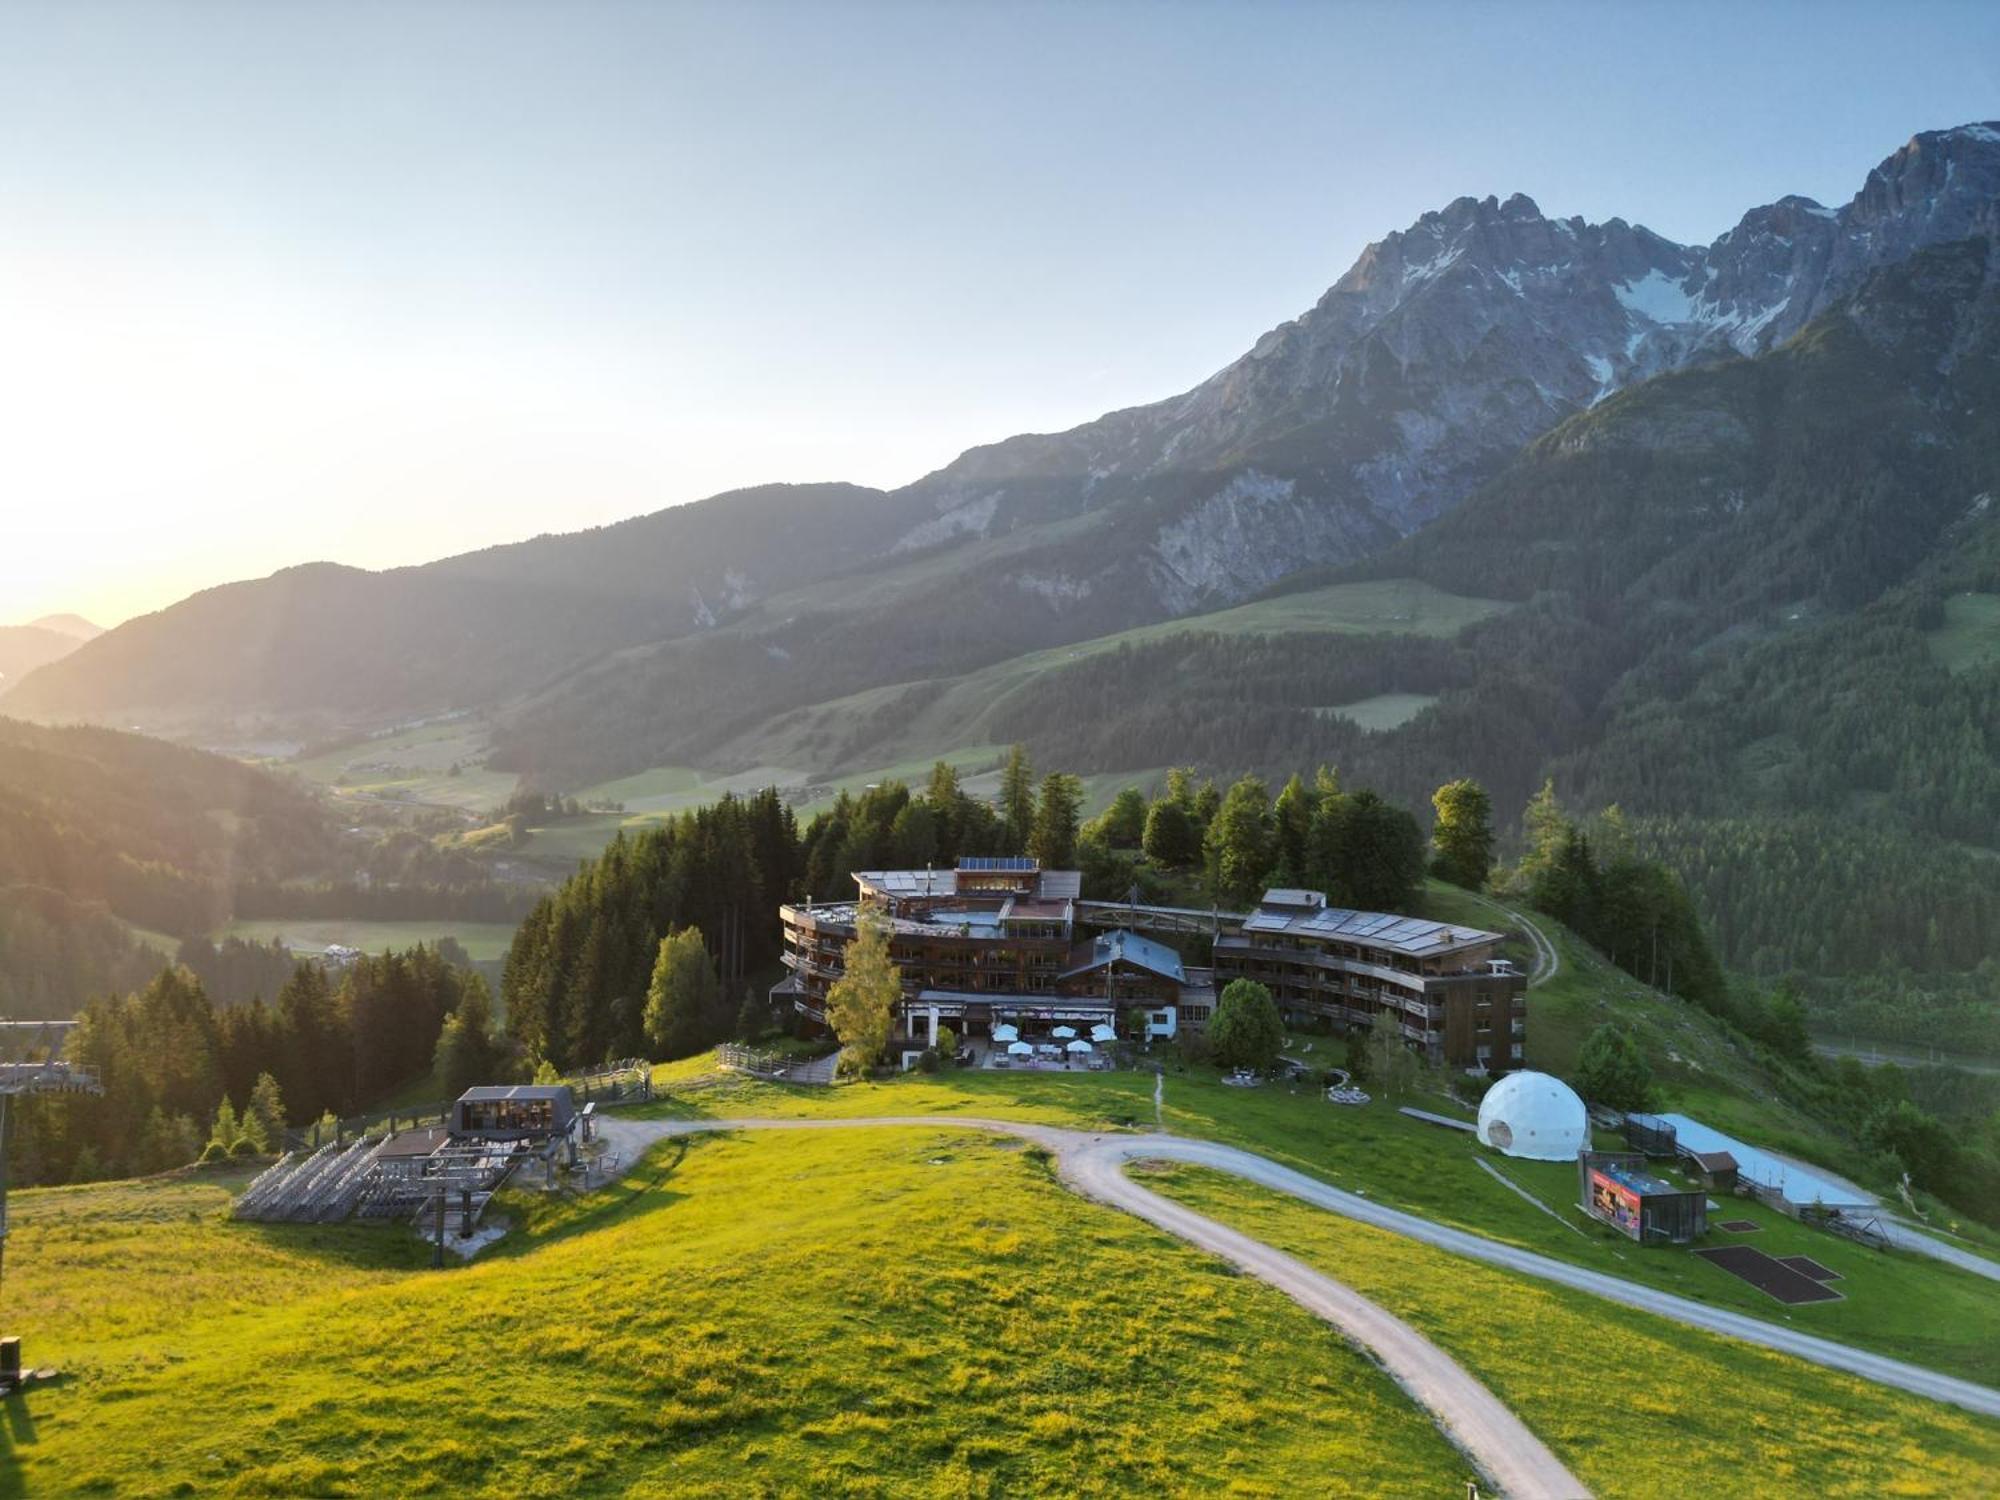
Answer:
[
  {"xmin": 2, "ymin": 1130, "xmax": 1470, "ymax": 1498},
  {"xmin": 1316, "ymin": 690, "xmax": 1439, "ymax": 731},
  {"xmin": 220, "ymin": 917, "xmax": 521, "ymax": 962},
  {"xmin": 283, "ymin": 716, "xmax": 516, "ymax": 813},
  {"xmin": 1144, "ymin": 1163, "xmax": 2000, "ymax": 1498}
]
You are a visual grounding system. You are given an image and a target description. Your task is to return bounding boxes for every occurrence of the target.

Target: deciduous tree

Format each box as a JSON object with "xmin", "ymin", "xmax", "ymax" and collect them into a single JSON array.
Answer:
[
  {"xmin": 1364, "ymin": 1010, "xmax": 1420, "ymax": 1099},
  {"xmin": 642, "ymin": 926, "xmax": 724, "ymax": 1061},
  {"xmin": 826, "ymin": 910, "xmax": 900, "ymax": 1076},
  {"xmin": 1208, "ymin": 979, "xmax": 1284, "ymax": 1071},
  {"xmin": 1142, "ymin": 799, "xmax": 1199, "ymax": 868},
  {"xmin": 1430, "ymin": 778, "xmax": 1495, "ymax": 890},
  {"xmin": 1087, "ymin": 787, "xmax": 1149, "ymax": 849}
]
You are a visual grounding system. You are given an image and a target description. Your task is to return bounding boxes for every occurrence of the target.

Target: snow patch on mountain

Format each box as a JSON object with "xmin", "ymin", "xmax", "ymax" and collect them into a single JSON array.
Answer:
[
  {"xmin": 895, "ymin": 120, "xmax": 2000, "ymax": 622},
  {"xmin": 1616, "ymin": 269, "xmax": 1697, "ymax": 324}
]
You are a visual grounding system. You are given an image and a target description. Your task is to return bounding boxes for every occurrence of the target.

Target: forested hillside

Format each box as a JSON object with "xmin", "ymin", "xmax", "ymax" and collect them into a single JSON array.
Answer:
[
  {"xmin": 6, "ymin": 946, "xmax": 494, "ymax": 1187},
  {"xmin": 0, "ymin": 717, "xmax": 338, "ymax": 1016},
  {"xmin": 912, "ymin": 238, "xmax": 2000, "ymax": 1048},
  {"xmin": 2, "ymin": 482, "xmax": 912, "ymax": 737}
]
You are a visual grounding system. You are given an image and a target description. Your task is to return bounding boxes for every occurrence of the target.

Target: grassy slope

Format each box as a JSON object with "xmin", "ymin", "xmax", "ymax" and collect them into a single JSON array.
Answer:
[
  {"xmin": 641, "ymin": 1059, "xmax": 2000, "ymax": 1385},
  {"xmin": 702, "ymin": 578, "xmax": 1506, "ymax": 779},
  {"xmin": 282, "ymin": 716, "xmax": 516, "ymax": 814},
  {"xmin": 1927, "ymin": 590, "xmax": 2000, "ymax": 674},
  {"xmin": 280, "ymin": 580, "xmax": 1498, "ymax": 877},
  {"xmin": 1145, "ymin": 1163, "xmax": 1998, "ymax": 1498},
  {"xmin": 4, "ymin": 1132, "xmax": 1468, "ymax": 1498},
  {"xmin": 1419, "ymin": 881, "xmax": 1840, "ymax": 1156}
]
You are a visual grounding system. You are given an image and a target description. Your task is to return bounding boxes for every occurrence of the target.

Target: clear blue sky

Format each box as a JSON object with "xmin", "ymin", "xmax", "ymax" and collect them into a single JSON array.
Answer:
[{"xmin": 3, "ymin": 0, "xmax": 1996, "ymax": 625}]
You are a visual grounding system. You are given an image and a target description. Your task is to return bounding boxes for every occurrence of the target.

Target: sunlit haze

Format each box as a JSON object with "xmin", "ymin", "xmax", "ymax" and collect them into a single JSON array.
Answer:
[{"xmin": 4, "ymin": 0, "xmax": 1995, "ymax": 627}]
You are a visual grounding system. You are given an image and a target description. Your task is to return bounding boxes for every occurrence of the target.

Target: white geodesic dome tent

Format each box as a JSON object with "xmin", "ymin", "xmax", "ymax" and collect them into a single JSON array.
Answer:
[{"xmin": 1476, "ymin": 1070, "xmax": 1588, "ymax": 1161}]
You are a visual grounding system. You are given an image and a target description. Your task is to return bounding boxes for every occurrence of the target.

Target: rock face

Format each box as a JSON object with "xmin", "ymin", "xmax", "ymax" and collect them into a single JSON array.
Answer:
[{"xmin": 893, "ymin": 123, "xmax": 2000, "ymax": 612}]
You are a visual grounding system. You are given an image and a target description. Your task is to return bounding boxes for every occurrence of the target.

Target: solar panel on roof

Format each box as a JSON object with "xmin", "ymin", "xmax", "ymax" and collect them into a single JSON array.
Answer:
[{"xmin": 957, "ymin": 855, "xmax": 1037, "ymax": 872}]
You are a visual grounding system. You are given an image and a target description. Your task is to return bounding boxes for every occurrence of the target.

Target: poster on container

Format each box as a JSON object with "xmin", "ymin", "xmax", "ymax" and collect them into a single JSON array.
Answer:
[{"xmin": 1589, "ymin": 1169, "xmax": 1644, "ymax": 1239}]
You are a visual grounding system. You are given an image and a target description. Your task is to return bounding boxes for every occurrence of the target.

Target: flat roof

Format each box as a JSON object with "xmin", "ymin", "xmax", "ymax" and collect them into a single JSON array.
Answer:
[
  {"xmin": 1239, "ymin": 897, "xmax": 1504, "ymax": 958},
  {"xmin": 1591, "ymin": 1159, "xmax": 1682, "ymax": 1196},
  {"xmin": 374, "ymin": 1126, "xmax": 450, "ymax": 1160},
  {"xmin": 1007, "ymin": 899, "xmax": 1070, "ymax": 920}
]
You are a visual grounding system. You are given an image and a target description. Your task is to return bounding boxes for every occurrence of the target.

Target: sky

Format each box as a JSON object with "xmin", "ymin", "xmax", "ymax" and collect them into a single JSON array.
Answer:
[{"xmin": 2, "ymin": 1, "xmax": 1996, "ymax": 628}]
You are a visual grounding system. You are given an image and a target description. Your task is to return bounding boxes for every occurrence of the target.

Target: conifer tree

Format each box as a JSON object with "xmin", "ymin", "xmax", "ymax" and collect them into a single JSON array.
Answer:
[
  {"xmin": 246, "ymin": 1072, "xmax": 287, "ymax": 1152},
  {"xmin": 1029, "ymin": 773, "xmax": 1083, "ymax": 868},
  {"xmin": 207, "ymin": 1096, "xmax": 240, "ymax": 1153},
  {"xmin": 1272, "ymin": 774, "xmax": 1315, "ymax": 885},
  {"xmin": 999, "ymin": 745, "xmax": 1037, "ymax": 851}
]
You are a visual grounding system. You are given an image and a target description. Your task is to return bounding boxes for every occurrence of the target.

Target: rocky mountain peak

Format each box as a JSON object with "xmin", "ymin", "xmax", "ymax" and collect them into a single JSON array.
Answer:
[{"xmin": 891, "ymin": 121, "xmax": 2000, "ymax": 619}]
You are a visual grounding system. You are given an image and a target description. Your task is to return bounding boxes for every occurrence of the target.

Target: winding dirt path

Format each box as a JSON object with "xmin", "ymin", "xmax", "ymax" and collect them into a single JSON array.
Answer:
[
  {"xmin": 1459, "ymin": 891, "xmax": 1558, "ymax": 987},
  {"xmin": 599, "ymin": 1113, "xmax": 2000, "ymax": 1429}
]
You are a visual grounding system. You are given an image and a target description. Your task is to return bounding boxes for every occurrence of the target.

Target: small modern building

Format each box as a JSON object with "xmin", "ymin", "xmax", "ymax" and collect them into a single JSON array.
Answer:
[
  {"xmin": 1216, "ymin": 889, "xmax": 1527, "ymax": 1071},
  {"xmin": 1578, "ymin": 1151, "xmax": 1708, "ymax": 1244},
  {"xmin": 452, "ymin": 1085, "xmax": 576, "ymax": 1141}
]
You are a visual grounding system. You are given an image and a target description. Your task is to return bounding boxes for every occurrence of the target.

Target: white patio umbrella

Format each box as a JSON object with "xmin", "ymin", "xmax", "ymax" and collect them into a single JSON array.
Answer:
[
  {"xmin": 1065, "ymin": 1039, "xmax": 1093, "ymax": 1054},
  {"xmin": 1006, "ymin": 1040, "xmax": 1034, "ymax": 1056},
  {"xmin": 1051, "ymin": 1025, "xmax": 1078, "ymax": 1039},
  {"xmin": 991, "ymin": 1024, "xmax": 1019, "ymax": 1042},
  {"xmin": 1089, "ymin": 1023, "xmax": 1117, "ymax": 1043}
]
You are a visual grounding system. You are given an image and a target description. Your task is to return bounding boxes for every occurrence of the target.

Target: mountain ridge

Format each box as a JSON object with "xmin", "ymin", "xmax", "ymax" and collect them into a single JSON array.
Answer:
[{"xmin": 8, "ymin": 122, "xmax": 1997, "ymax": 751}]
